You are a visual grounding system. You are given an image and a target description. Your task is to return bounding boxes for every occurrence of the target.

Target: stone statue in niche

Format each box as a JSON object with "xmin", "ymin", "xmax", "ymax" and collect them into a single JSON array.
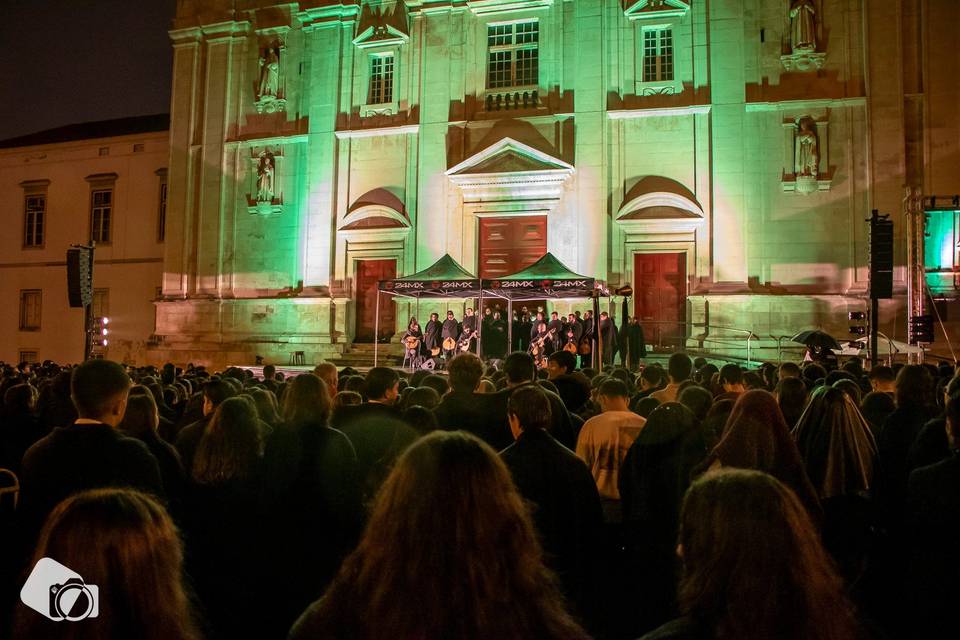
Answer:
[
  {"xmin": 257, "ymin": 154, "xmax": 275, "ymax": 203},
  {"xmin": 781, "ymin": 0, "xmax": 824, "ymax": 71},
  {"xmin": 789, "ymin": 0, "xmax": 817, "ymax": 53},
  {"xmin": 793, "ymin": 117, "xmax": 820, "ymax": 194},
  {"xmin": 255, "ymin": 43, "xmax": 286, "ymax": 113},
  {"xmin": 795, "ymin": 117, "xmax": 819, "ymax": 178}
]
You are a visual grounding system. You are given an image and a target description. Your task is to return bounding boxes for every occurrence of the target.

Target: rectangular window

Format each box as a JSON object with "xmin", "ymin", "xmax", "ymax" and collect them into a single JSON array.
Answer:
[
  {"xmin": 19, "ymin": 289, "xmax": 41, "ymax": 331},
  {"xmin": 157, "ymin": 180, "xmax": 167, "ymax": 242},
  {"xmin": 18, "ymin": 350, "xmax": 38, "ymax": 364},
  {"xmin": 24, "ymin": 194, "xmax": 45, "ymax": 247},
  {"xmin": 369, "ymin": 54, "xmax": 394, "ymax": 104},
  {"xmin": 91, "ymin": 188, "xmax": 112, "ymax": 243},
  {"xmin": 92, "ymin": 288, "xmax": 109, "ymax": 319},
  {"xmin": 487, "ymin": 21, "xmax": 539, "ymax": 89},
  {"xmin": 643, "ymin": 28, "xmax": 674, "ymax": 82}
]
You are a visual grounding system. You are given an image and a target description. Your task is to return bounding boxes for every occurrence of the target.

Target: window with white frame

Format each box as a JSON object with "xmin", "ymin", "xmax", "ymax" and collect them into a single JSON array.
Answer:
[
  {"xmin": 24, "ymin": 193, "xmax": 45, "ymax": 248},
  {"xmin": 642, "ymin": 27, "xmax": 674, "ymax": 82},
  {"xmin": 92, "ymin": 288, "xmax": 109, "ymax": 319},
  {"xmin": 369, "ymin": 53, "xmax": 395, "ymax": 104},
  {"xmin": 91, "ymin": 188, "xmax": 112, "ymax": 244},
  {"xmin": 487, "ymin": 21, "xmax": 539, "ymax": 89}
]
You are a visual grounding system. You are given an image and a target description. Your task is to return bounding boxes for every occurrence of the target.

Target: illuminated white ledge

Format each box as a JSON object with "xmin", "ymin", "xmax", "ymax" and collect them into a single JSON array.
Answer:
[
  {"xmin": 607, "ymin": 105, "xmax": 712, "ymax": 120},
  {"xmin": 334, "ymin": 125, "xmax": 420, "ymax": 139}
]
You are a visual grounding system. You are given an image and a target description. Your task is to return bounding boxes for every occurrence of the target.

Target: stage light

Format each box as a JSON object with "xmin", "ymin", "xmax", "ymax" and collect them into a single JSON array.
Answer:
[
  {"xmin": 849, "ymin": 326, "xmax": 866, "ymax": 335},
  {"xmin": 848, "ymin": 311, "xmax": 866, "ymax": 321}
]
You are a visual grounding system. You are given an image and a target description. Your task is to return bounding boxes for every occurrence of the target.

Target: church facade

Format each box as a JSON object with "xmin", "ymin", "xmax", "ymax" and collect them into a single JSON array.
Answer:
[{"xmin": 150, "ymin": 0, "xmax": 960, "ymax": 366}]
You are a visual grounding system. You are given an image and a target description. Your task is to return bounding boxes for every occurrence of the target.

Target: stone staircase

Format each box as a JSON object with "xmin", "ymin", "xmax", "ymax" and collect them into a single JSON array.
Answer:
[{"xmin": 327, "ymin": 342, "xmax": 404, "ymax": 369}]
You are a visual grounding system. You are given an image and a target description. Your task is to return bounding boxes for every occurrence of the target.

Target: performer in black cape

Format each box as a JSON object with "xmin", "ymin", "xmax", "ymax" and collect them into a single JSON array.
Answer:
[
  {"xmin": 423, "ymin": 312, "xmax": 441, "ymax": 359},
  {"xmin": 441, "ymin": 310, "xmax": 460, "ymax": 362}
]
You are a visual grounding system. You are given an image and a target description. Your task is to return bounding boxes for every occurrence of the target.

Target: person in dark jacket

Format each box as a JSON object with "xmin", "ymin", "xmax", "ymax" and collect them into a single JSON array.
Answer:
[
  {"xmin": 119, "ymin": 389, "xmax": 186, "ymax": 509},
  {"xmin": 433, "ymin": 353, "xmax": 512, "ymax": 449},
  {"xmin": 906, "ymin": 396, "xmax": 960, "ymax": 640},
  {"xmin": 546, "ymin": 350, "xmax": 592, "ymax": 414},
  {"xmin": 335, "ymin": 367, "xmax": 418, "ymax": 498},
  {"xmin": 0, "ymin": 383, "xmax": 46, "ymax": 475},
  {"xmin": 174, "ymin": 378, "xmax": 235, "ymax": 471},
  {"xmin": 619, "ymin": 403, "xmax": 711, "ymax": 636},
  {"xmin": 500, "ymin": 385, "xmax": 604, "ymax": 634},
  {"xmin": 19, "ymin": 360, "xmax": 164, "ymax": 539},
  {"xmin": 261, "ymin": 373, "xmax": 364, "ymax": 635}
]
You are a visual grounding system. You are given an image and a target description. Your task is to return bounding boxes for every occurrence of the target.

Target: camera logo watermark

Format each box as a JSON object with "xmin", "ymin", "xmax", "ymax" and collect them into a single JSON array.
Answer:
[{"xmin": 21, "ymin": 557, "xmax": 99, "ymax": 622}]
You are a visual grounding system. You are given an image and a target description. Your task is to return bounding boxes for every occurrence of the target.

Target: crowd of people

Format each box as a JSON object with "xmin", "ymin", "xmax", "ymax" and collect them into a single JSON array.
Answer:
[
  {"xmin": 0, "ymin": 350, "xmax": 958, "ymax": 639},
  {"xmin": 402, "ymin": 307, "xmax": 646, "ymax": 370}
]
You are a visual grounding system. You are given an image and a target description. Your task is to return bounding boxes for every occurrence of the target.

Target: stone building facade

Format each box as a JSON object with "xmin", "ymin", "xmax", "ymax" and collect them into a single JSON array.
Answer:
[
  {"xmin": 147, "ymin": 0, "xmax": 960, "ymax": 366},
  {"xmin": 0, "ymin": 117, "xmax": 169, "ymax": 364}
]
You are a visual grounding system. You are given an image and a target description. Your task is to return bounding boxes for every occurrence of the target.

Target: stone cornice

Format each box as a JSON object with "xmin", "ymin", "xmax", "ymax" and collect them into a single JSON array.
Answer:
[
  {"xmin": 224, "ymin": 134, "xmax": 309, "ymax": 149},
  {"xmin": 607, "ymin": 104, "xmax": 711, "ymax": 119},
  {"xmin": 334, "ymin": 125, "xmax": 419, "ymax": 139},
  {"xmin": 744, "ymin": 97, "xmax": 867, "ymax": 112}
]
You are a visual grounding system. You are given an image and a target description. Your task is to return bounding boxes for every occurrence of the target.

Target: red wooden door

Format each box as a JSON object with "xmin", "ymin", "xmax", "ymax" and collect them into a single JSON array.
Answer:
[
  {"xmin": 634, "ymin": 253, "xmax": 686, "ymax": 348},
  {"xmin": 477, "ymin": 216, "xmax": 547, "ymax": 278},
  {"xmin": 355, "ymin": 259, "xmax": 396, "ymax": 343}
]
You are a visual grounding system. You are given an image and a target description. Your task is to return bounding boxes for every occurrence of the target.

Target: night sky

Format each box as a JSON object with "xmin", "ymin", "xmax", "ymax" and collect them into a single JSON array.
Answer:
[{"xmin": 0, "ymin": 0, "xmax": 176, "ymax": 141}]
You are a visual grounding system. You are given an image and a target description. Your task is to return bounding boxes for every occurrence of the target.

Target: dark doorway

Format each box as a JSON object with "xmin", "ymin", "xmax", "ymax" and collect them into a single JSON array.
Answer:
[
  {"xmin": 355, "ymin": 259, "xmax": 396, "ymax": 343},
  {"xmin": 634, "ymin": 252, "xmax": 686, "ymax": 349},
  {"xmin": 478, "ymin": 216, "xmax": 548, "ymax": 317}
]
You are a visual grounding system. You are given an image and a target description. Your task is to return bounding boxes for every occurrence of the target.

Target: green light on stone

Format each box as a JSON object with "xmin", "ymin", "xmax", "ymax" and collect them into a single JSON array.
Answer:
[{"xmin": 924, "ymin": 210, "xmax": 958, "ymax": 270}]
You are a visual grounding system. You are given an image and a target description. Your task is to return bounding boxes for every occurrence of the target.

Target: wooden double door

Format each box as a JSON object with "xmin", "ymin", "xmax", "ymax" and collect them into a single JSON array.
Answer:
[
  {"xmin": 354, "ymin": 259, "xmax": 396, "ymax": 343},
  {"xmin": 634, "ymin": 252, "xmax": 687, "ymax": 348}
]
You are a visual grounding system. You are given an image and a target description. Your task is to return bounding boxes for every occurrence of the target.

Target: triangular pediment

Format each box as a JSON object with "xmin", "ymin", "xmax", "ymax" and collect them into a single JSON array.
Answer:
[
  {"xmin": 446, "ymin": 138, "xmax": 573, "ymax": 177},
  {"xmin": 623, "ymin": 0, "xmax": 690, "ymax": 20},
  {"xmin": 353, "ymin": 2, "xmax": 409, "ymax": 48}
]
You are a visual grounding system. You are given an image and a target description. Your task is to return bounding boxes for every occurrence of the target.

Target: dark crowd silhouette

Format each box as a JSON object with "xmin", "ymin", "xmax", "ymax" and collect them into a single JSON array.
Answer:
[{"xmin": 1, "ymin": 351, "xmax": 958, "ymax": 639}]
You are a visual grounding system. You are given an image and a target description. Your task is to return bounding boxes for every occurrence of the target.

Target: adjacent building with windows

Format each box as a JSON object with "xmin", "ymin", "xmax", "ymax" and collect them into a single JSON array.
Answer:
[
  {"xmin": 147, "ymin": 0, "xmax": 959, "ymax": 367},
  {"xmin": 0, "ymin": 116, "xmax": 169, "ymax": 364}
]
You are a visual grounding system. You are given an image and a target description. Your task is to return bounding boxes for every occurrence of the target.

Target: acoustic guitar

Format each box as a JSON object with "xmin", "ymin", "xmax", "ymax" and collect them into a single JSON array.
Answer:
[
  {"xmin": 404, "ymin": 336, "xmax": 421, "ymax": 350},
  {"xmin": 442, "ymin": 337, "xmax": 456, "ymax": 351},
  {"xmin": 529, "ymin": 328, "xmax": 556, "ymax": 356},
  {"xmin": 578, "ymin": 338, "xmax": 592, "ymax": 355},
  {"xmin": 563, "ymin": 341, "xmax": 578, "ymax": 354}
]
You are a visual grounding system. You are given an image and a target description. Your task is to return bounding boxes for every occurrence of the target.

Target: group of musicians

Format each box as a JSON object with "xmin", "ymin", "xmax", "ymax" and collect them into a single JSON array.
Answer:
[{"xmin": 402, "ymin": 306, "xmax": 623, "ymax": 369}]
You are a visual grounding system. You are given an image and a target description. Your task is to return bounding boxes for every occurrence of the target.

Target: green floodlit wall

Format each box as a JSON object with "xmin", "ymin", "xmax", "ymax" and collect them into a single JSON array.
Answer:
[{"xmin": 924, "ymin": 209, "xmax": 960, "ymax": 294}]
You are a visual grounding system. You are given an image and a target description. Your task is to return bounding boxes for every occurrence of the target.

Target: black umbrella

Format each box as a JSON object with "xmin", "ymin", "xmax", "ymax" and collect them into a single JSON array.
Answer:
[{"xmin": 791, "ymin": 329, "xmax": 842, "ymax": 351}]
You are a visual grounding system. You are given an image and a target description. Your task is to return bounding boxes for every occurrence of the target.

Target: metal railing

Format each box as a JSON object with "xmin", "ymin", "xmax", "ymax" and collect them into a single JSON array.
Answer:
[{"xmin": 636, "ymin": 320, "xmax": 760, "ymax": 364}]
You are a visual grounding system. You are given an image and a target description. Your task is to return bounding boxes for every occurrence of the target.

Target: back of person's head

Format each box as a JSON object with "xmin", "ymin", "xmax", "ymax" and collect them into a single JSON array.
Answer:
[
  {"xmin": 282, "ymin": 373, "xmax": 331, "ymax": 426},
  {"xmin": 118, "ymin": 392, "xmax": 159, "ymax": 438},
  {"xmin": 693, "ymin": 357, "xmax": 708, "ymax": 370},
  {"xmin": 447, "ymin": 353, "xmax": 483, "ymax": 392},
  {"xmin": 403, "ymin": 405, "xmax": 439, "ymax": 435},
  {"xmin": 421, "ymin": 374, "xmax": 449, "ymax": 397},
  {"xmin": 202, "ymin": 378, "xmax": 235, "ymax": 407},
  {"xmin": 895, "ymin": 364, "xmax": 934, "ymax": 408},
  {"xmin": 668, "ymin": 353, "xmax": 693, "ymax": 383},
  {"xmin": 742, "ymin": 371, "xmax": 764, "ymax": 390},
  {"xmin": 262, "ymin": 364, "xmax": 277, "ymax": 380},
  {"xmin": 15, "ymin": 488, "xmax": 200, "ymax": 640},
  {"xmin": 248, "ymin": 387, "xmax": 280, "ymax": 425},
  {"xmin": 775, "ymin": 377, "xmax": 808, "ymax": 428},
  {"xmin": 508, "ymin": 384, "xmax": 552, "ymax": 432},
  {"xmin": 679, "ymin": 386, "xmax": 713, "ymax": 421},
  {"xmin": 314, "ymin": 430, "xmax": 586, "ymax": 639},
  {"xmin": 824, "ymin": 370, "xmax": 854, "ymax": 387},
  {"xmin": 503, "ymin": 351, "xmax": 536, "ymax": 385},
  {"xmin": 859, "ymin": 391, "xmax": 896, "ymax": 434},
  {"xmin": 703, "ymin": 398, "xmax": 735, "ymax": 441},
  {"xmin": 407, "ymin": 386, "xmax": 441, "ymax": 410},
  {"xmin": 71, "ymin": 359, "xmax": 130, "ymax": 420},
  {"xmin": 344, "ymin": 375, "xmax": 366, "ymax": 396},
  {"xmin": 547, "ymin": 350, "xmax": 577, "ymax": 375},
  {"xmin": 793, "ymin": 386, "xmax": 876, "ymax": 499},
  {"xmin": 193, "ymin": 397, "xmax": 263, "ymax": 484},
  {"xmin": 868, "ymin": 365, "xmax": 894, "ymax": 386},
  {"xmin": 409, "ymin": 369, "xmax": 430, "ymax": 388},
  {"xmin": 313, "ymin": 361, "xmax": 338, "ymax": 386},
  {"xmin": 719, "ymin": 364, "xmax": 743, "ymax": 387},
  {"xmin": 640, "ymin": 366, "xmax": 662, "ymax": 387},
  {"xmin": 678, "ymin": 470, "xmax": 857, "ymax": 640},
  {"xmin": 3, "ymin": 383, "xmax": 36, "ymax": 415},
  {"xmin": 801, "ymin": 363, "xmax": 827, "ymax": 384},
  {"xmin": 334, "ymin": 390, "xmax": 363, "ymax": 408},
  {"xmin": 597, "ymin": 378, "xmax": 629, "ymax": 404},
  {"xmin": 365, "ymin": 367, "xmax": 400, "ymax": 401},
  {"xmin": 832, "ymin": 378, "xmax": 862, "ymax": 405},
  {"xmin": 842, "ymin": 359, "xmax": 864, "ymax": 377}
]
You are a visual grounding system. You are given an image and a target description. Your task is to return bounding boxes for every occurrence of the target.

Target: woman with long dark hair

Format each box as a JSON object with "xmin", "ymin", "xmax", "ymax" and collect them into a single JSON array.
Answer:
[
  {"xmin": 793, "ymin": 385, "xmax": 878, "ymax": 585},
  {"xmin": 697, "ymin": 389, "xmax": 821, "ymax": 522},
  {"xmin": 14, "ymin": 488, "xmax": 201, "ymax": 640},
  {"xmin": 263, "ymin": 373, "xmax": 364, "ymax": 632},
  {"xmin": 290, "ymin": 430, "xmax": 589, "ymax": 640},
  {"xmin": 641, "ymin": 469, "xmax": 862, "ymax": 640}
]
